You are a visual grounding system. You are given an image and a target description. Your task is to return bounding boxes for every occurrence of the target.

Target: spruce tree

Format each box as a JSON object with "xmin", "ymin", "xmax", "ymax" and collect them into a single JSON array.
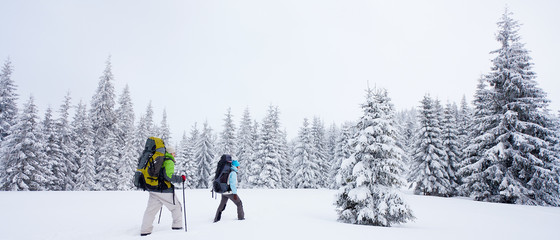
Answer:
[
  {"xmin": 73, "ymin": 102, "xmax": 96, "ymax": 191},
  {"xmin": 218, "ymin": 108, "xmax": 237, "ymax": 157},
  {"xmin": 0, "ymin": 58, "xmax": 18, "ymax": 187},
  {"xmin": 57, "ymin": 93, "xmax": 77, "ymax": 190},
  {"xmin": 311, "ymin": 117, "xmax": 329, "ymax": 188},
  {"xmin": 293, "ymin": 118, "xmax": 319, "ymax": 188},
  {"xmin": 115, "ymin": 85, "xmax": 136, "ymax": 190},
  {"xmin": 237, "ymin": 108, "xmax": 256, "ymax": 188},
  {"xmin": 335, "ymin": 88, "xmax": 414, "ymax": 226},
  {"xmin": 158, "ymin": 108, "xmax": 171, "ymax": 143},
  {"xmin": 185, "ymin": 123, "xmax": 200, "ymax": 188},
  {"xmin": 332, "ymin": 122, "xmax": 354, "ymax": 189},
  {"xmin": 409, "ymin": 95, "xmax": 452, "ymax": 196},
  {"xmin": 326, "ymin": 123, "xmax": 340, "ymax": 189},
  {"xmin": 254, "ymin": 105, "xmax": 283, "ymax": 188},
  {"xmin": 461, "ymin": 9, "xmax": 560, "ymax": 206},
  {"xmin": 441, "ymin": 102, "xmax": 461, "ymax": 194},
  {"xmin": 90, "ymin": 57, "xmax": 119, "ymax": 191},
  {"xmin": 194, "ymin": 121, "xmax": 215, "ymax": 188},
  {"xmin": 42, "ymin": 107, "xmax": 65, "ymax": 190},
  {"xmin": 3, "ymin": 96, "xmax": 51, "ymax": 191}
]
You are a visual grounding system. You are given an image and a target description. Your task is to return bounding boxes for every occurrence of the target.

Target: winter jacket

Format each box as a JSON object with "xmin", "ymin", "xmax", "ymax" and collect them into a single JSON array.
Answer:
[
  {"xmin": 148, "ymin": 152, "xmax": 182, "ymax": 193},
  {"xmin": 227, "ymin": 165, "xmax": 239, "ymax": 194}
]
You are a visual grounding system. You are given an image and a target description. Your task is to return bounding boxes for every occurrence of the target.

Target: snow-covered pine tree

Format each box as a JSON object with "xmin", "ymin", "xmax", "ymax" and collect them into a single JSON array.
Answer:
[
  {"xmin": 278, "ymin": 129, "xmax": 292, "ymax": 188},
  {"xmin": 461, "ymin": 9, "xmax": 560, "ymax": 206},
  {"xmin": 293, "ymin": 118, "xmax": 319, "ymax": 188},
  {"xmin": 335, "ymin": 87, "xmax": 414, "ymax": 226},
  {"xmin": 115, "ymin": 85, "xmax": 136, "ymax": 190},
  {"xmin": 3, "ymin": 96, "xmax": 52, "ymax": 191},
  {"xmin": 236, "ymin": 108, "xmax": 256, "ymax": 188},
  {"xmin": 184, "ymin": 123, "xmax": 200, "ymax": 188},
  {"xmin": 194, "ymin": 121, "xmax": 215, "ymax": 188},
  {"xmin": 395, "ymin": 108, "xmax": 417, "ymax": 179},
  {"xmin": 158, "ymin": 108, "xmax": 171, "ymax": 144},
  {"xmin": 41, "ymin": 106, "xmax": 62, "ymax": 190},
  {"xmin": 245, "ymin": 120, "xmax": 261, "ymax": 188},
  {"xmin": 56, "ymin": 93, "xmax": 78, "ymax": 191},
  {"xmin": 253, "ymin": 105, "xmax": 283, "ymax": 188},
  {"xmin": 441, "ymin": 102, "xmax": 461, "ymax": 194},
  {"xmin": 0, "ymin": 58, "xmax": 18, "ymax": 187},
  {"xmin": 0, "ymin": 58, "xmax": 18, "ymax": 142},
  {"xmin": 175, "ymin": 131, "xmax": 189, "ymax": 176},
  {"xmin": 218, "ymin": 108, "xmax": 237, "ymax": 158},
  {"xmin": 326, "ymin": 123, "xmax": 339, "ymax": 189},
  {"xmin": 409, "ymin": 94, "xmax": 453, "ymax": 196},
  {"xmin": 457, "ymin": 95, "xmax": 473, "ymax": 149},
  {"xmin": 332, "ymin": 122, "xmax": 355, "ymax": 189},
  {"xmin": 90, "ymin": 57, "xmax": 119, "ymax": 191},
  {"xmin": 72, "ymin": 101, "xmax": 96, "ymax": 191},
  {"xmin": 311, "ymin": 117, "xmax": 329, "ymax": 188}
]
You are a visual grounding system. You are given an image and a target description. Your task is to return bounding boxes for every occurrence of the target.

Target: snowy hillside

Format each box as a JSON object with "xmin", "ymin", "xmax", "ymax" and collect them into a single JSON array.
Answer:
[{"xmin": 1, "ymin": 189, "xmax": 559, "ymax": 240}]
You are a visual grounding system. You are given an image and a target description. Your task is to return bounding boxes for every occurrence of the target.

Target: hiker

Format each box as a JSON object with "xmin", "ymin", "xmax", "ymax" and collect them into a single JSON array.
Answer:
[
  {"xmin": 214, "ymin": 158, "xmax": 245, "ymax": 222},
  {"xmin": 140, "ymin": 146, "xmax": 186, "ymax": 236}
]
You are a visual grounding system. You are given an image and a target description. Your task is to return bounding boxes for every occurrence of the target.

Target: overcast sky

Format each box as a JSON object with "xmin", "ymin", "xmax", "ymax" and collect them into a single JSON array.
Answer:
[{"xmin": 1, "ymin": 0, "xmax": 559, "ymax": 142}]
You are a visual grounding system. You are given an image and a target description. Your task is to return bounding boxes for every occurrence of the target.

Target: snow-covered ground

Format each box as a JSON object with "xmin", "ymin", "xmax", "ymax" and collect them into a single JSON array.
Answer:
[{"xmin": 1, "ymin": 189, "xmax": 559, "ymax": 240}]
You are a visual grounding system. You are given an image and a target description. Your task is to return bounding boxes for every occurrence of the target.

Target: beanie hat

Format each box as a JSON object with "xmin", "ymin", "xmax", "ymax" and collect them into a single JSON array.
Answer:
[
  {"xmin": 166, "ymin": 146, "xmax": 176, "ymax": 154},
  {"xmin": 232, "ymin": 160, "xmax": 240, "ymax": 167}
]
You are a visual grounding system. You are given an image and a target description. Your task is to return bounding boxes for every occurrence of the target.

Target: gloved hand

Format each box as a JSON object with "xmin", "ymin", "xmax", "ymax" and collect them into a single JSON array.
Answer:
[
  {"xmin": 181, "ymin": 175, "xmax": 186, "ymax": 182},
  {"xmin": 233, "ymin": 194, "xmax": 239, "ymax": 200}
]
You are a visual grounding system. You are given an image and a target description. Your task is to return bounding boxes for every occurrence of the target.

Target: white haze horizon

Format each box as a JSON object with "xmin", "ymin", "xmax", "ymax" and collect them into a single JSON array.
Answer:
[{"xmin": 1, "ymin": 0, "xmax": 559, "ymax": 142}]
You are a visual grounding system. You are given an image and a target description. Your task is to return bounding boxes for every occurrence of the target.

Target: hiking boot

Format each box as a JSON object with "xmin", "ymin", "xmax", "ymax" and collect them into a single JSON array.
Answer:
[
  {"xmin": 172, "ymin": 227, "xmax": 183, "ymax": 230},
  {"xmin": 239, "ymin": 218, "xmax": 245, "ymax": 220},
  {"xmin": 141, "ymin": 233, "xmax": 151, "ymax": 236}
]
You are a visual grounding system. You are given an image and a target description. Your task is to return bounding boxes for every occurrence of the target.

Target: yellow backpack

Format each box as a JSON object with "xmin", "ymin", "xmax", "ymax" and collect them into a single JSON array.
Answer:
[{"xmin": 133, "ymin": 137, "xmax": 172, "ymax": 190}]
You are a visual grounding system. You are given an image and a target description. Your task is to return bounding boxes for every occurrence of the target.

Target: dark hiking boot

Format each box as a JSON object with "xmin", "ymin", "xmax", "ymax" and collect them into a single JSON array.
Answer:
[
  {"xmin": 141, "ymin": 233, "xmax": 151, "ymax": 236},
  {"xmin": 172, "ymin": 227, "xmax": 183, "ymax": 230}
]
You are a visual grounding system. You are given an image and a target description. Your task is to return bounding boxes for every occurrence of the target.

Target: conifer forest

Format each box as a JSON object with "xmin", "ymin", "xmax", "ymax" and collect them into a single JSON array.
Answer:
[{"xmin": 1, "ymin": 8, "xmax": 559, "ymax": 226}]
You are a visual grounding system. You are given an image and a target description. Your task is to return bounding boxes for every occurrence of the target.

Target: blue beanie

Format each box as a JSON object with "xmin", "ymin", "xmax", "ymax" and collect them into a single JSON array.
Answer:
[{"xmin": 232, "ymin": 160, "xmax": 240, "ymax": 167}]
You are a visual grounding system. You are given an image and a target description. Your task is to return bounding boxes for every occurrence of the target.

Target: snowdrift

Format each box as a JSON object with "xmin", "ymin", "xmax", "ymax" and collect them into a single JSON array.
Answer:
[{"xmin": 1, "ymin": 189, "xmax": 559, "ymax": 240}]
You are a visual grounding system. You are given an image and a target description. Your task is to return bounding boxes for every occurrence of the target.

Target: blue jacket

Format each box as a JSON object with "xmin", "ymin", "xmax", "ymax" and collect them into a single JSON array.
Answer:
[{"xmin": 228, "ymin": 165, "xmax": 238, "ymax": 194}]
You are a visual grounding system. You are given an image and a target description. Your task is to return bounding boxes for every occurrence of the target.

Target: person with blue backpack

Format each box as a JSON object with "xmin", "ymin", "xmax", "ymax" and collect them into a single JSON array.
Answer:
[{"xmin": 213, "ymin": 155, "xmax": 245, "ymax": 222}]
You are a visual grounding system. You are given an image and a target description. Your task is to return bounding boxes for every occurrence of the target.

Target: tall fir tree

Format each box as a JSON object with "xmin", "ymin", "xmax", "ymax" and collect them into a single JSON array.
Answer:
[
  {"xmin": 90, "ymin": 57, "xmax": 119, "ymax": 191},
  {"xmin": 0, "ymin": 58, "xmax": 18, "ymax": 141},
  {"xmin": 236, "ymin": 108, "xmax": 256, "ymax": 187},
  {"xmin": 311, "ymin": 117, "xmax": 329, "ymax": 188},
  {"xmin": 332, "ymin": 122, "xmax": 355, "ymax": 189},
  {"xmin": 218, "ymin": 108, "xmax": 237, "ymax": 157},
  {"xmin": 185, "ymin": 123, "xmax": 201, "ymax": 188},
  {"xmin": 293, "ymin": 118, "xmax": 319, "ymax": 188},
  {"xmin": 194, "ymin": 121, "xmax": 215, "ymax": 188},
  {"xmin": 253, "ymin": 105, "xmax": 283, "ymax": 188},
  {"xmin": 409, "ymin": 95, "xmax": 453, "ymax": 196},
  {"xmin": 441, "ymin": 102, "xmax": 461, "ymax": 194},
  {"xmin": 0, "ymin": 58, "xmax": 18, "ymax": 187},
  {"xmin": 461, "ymin": 9, "xmax": 560, "ymax": 206},
  {"xmin": 326, "ymin": 123, "xmax": 340, "ymax": 189},
  {"xmin": 42, "ymin": 106, "xmax": 62, "ymax": 190},
  {"xmin": 56, "ymin": 93, "xmax": 77, "ymax": 190},
  {"xmin": 72, "ymin": 101, "xmax": 96, "ymax": 191},
  {"xmin": 158, "ymin": 108, "xmax": 171, "ymax": 144},
  {"xmin": 335, "ymin": 88, "xmax": 414, "ymax": 226},
  {"xmin": 3, "ymin": 96, "xmax": 51, "ymax": 191},
  {"xmin": 115, "ymin": 85, "xmax": 136, "ymax": 190}
]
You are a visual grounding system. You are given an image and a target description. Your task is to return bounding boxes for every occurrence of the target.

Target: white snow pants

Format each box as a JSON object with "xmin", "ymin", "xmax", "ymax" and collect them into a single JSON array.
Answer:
[{"xmin": 141, "ymin": 191, "xmax": 183, "ymax": 234}]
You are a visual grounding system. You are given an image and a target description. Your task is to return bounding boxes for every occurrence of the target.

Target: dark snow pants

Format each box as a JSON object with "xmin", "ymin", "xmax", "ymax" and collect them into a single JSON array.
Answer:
[{"xmin": 214, "ymin": 194, "xmax": 245, "ymax": 222}]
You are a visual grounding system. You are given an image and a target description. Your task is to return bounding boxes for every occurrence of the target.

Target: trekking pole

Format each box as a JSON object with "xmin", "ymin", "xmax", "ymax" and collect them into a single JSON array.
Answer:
[
  {"xmin": 183, "ymin": 181, "xmax": 188, "ymax": 232},
  {"xmin": 157, "ymin": 207, "xmax": 163, "ymax": 224}
]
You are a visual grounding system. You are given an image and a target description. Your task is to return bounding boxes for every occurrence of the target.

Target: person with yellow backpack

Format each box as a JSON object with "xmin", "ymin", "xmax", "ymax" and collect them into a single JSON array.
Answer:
[{"xmin": 135, "ymin": 137, "xmax": 186, "ymax": 237}]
